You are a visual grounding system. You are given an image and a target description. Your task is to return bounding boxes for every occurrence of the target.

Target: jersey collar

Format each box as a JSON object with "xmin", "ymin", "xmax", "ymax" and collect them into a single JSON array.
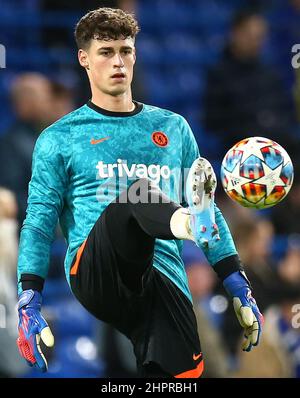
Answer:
[{"xmin": 87, "ymin": 100, "xmax": 143, "ymax": 117}]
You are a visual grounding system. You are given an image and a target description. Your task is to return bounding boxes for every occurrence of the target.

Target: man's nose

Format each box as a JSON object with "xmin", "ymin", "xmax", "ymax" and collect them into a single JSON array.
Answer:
[{"xmin": 113, "ymin": 53, "xmax": 124, "ymax": 68}]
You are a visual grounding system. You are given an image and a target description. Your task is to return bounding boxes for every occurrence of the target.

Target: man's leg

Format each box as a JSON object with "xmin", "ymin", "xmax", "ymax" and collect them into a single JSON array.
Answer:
[
  {"xmin": 104, "ymin": 178, "xmax": 192, "ymax": 291},
  {"xmin": 69, "ymin": 178, "xmax": 192, "ymax": 329}
]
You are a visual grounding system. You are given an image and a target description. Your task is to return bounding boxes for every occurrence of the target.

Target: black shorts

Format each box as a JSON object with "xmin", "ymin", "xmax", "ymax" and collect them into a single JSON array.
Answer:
[{"xmin": 70, "ymin": 201, "xmax": 203, "ymax": 378}]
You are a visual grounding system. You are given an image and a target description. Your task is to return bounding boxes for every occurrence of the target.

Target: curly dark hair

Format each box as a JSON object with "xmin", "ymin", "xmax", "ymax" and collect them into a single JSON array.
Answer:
[{"xmin": 75, "ymin": 7, "xmax": 140, "ymax": 49}]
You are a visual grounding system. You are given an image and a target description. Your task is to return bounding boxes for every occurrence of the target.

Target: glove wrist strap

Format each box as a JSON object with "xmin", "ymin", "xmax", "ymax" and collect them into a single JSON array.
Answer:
[
  {"xmin": 18, "ymin": 289, "xmax": 35, "ymax": 309},
  {"xmin": 18, "ymin": 289, "xmax": 43, "ymax": 309},
  {"xmin": 223, "ymin": 270, "xmax": 251, "ymax": 297}
]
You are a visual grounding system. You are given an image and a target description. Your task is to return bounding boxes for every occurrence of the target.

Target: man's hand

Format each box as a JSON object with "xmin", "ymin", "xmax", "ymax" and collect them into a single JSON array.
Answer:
[
  {"xmin": 223, "ymin": 271, "xmax": 263, "ymax": 352},
  {"xmin": 17, "ymin": 289, "xmax": 54, "ymax": 372}
]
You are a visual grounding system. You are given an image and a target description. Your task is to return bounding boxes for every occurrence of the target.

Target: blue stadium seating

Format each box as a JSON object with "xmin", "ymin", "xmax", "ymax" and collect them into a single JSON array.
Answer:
[{"xmin": 0, "ymin": 0, "xmax": 242, "ymax": 149}]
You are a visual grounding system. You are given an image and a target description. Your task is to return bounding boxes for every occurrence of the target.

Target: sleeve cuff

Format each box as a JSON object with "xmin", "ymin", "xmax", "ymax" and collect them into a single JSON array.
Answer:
[
  {"xmin": 20, "ymin": 273, "xmax": 45, "ymax": 293},
  {"xmin": 213, "ymin": 254, "xmax": 244, "ymax": 281}
]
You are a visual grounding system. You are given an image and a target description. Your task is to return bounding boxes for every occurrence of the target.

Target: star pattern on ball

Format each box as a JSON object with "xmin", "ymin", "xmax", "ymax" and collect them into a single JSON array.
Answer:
[
  {"xmin": 239, "ymin": 138, "xmax": 273, "ymax": 164},
  {"xmin": 222, "ymin": 161, "xmax": 250, "ymax": 196},
  {"xmin": 253, "ymin": 161, "xmax": 285, "ymax": 196}
]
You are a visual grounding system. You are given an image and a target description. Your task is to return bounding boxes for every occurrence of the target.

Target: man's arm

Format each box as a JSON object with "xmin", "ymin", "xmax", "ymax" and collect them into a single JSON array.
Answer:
[
  {"xmin": 17, "ymin": 128, "xmax": 69, "ymax": 371},
  {"xmin": 181, "ymin": 117, "xmax": 263, "ymax": 351},
  {"xmin": 181, "ymin": 117, "xmax": 242, "ymax": 273},
  {"xmin": 17, "ymin": 130, "xmax": 68, "ymax": 292}
]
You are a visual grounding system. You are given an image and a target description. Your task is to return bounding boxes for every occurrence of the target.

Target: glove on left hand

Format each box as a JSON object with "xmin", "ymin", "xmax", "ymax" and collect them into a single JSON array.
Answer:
[{"xmin": 223, "ymin": 271, "xmax": 264, "ymax": 352}]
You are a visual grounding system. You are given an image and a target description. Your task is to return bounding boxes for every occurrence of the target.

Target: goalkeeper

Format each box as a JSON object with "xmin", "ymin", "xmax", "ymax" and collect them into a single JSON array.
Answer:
[{"xmin": 16, "ymin": 7, "xmax": 263, "ymax": 378}]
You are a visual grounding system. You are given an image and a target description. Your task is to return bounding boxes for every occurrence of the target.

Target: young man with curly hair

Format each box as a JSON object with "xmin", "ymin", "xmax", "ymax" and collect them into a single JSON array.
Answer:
[{"xmin": 16, "ymin": 8, "xmax": 262, "ymax": 378}]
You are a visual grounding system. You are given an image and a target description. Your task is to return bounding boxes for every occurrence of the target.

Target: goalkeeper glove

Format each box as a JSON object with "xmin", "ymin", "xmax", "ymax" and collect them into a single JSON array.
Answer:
[
  {"xmin": 223, "ymin": 271, "xmax": 263, "ymax": 352},
  {"xmin": 17, "ymin": 289, "xmax": 54, "ymax": 372}
]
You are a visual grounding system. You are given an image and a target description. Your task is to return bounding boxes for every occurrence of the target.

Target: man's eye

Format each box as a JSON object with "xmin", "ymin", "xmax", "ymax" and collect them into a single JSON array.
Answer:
[
  {"xmin": 101, "ymin": 51, "xmax": 111, "ymax": 56},
  {"xmin": 122, "ymin": 50, "xmax": 131, "ymax": 55}
]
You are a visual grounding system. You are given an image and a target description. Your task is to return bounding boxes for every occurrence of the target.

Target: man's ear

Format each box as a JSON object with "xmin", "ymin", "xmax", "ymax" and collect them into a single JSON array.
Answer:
[{"xmin": 78, "ymin": 49, "xmax": 90, "ymax": 70}]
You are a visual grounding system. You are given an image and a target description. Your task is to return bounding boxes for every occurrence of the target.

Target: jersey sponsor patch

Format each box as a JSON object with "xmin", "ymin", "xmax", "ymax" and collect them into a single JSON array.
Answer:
[{"xmin": 96, "ymin": 158, "xmax": 171, "ymax": 184}]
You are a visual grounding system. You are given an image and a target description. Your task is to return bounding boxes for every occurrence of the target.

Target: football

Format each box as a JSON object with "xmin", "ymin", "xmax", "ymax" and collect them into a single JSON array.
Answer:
[{"xmin": 220, "ymin": 137, "xmax": 294, "ymax": 209}]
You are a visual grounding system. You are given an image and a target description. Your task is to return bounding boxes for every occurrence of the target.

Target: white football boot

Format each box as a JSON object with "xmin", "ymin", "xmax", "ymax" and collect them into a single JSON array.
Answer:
[{"xmin": 186, "ymin": 157, "xmax": 220, "ymax": 249}]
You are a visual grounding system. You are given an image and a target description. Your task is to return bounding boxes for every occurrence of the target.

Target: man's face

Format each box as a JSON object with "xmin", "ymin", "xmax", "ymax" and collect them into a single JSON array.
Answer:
[
  {"xmin": 231, "ymin": 16, "xmax": 268, "ymax": 59},
  {"xmin": 79, "ymin": 37, "xmax": 136, "ymax": 97},
  {"xmin": 12, "ymin": 75, "xmax": 53, "ymax": 125}
]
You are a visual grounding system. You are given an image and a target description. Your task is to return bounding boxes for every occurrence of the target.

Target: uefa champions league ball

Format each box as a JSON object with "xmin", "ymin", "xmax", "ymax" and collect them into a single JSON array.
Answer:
[{"xmin": 220, "ymin": 137, "xmax": 294, "ymax": 209}]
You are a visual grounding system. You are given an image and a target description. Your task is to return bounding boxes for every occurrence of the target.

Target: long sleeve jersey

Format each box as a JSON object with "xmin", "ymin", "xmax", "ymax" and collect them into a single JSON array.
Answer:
[{"xmin": 17, "ymin": 101, "xmax": 237, "ymax": 300}]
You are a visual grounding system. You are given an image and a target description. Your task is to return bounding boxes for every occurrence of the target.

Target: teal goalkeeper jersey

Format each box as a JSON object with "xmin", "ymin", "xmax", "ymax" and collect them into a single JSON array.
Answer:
[{"xmin": 17, "ymin": 101, "xmax": 237, "ymax": 300}]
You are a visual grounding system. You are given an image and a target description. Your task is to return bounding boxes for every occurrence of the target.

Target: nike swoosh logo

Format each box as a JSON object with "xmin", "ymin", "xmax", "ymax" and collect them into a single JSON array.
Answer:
[
  {"xmin": 90, "ymin": 137, "xmax": 110, "ymax": 145},
  {"xmin": 193, "ymin": 353, "xmax": 202, "ymax": 361}
]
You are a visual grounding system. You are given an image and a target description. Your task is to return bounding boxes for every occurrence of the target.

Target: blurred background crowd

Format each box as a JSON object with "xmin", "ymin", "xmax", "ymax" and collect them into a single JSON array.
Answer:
[{"xmin": 0, "ymin": 0, "xmax": 300, "ymax": 378}]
